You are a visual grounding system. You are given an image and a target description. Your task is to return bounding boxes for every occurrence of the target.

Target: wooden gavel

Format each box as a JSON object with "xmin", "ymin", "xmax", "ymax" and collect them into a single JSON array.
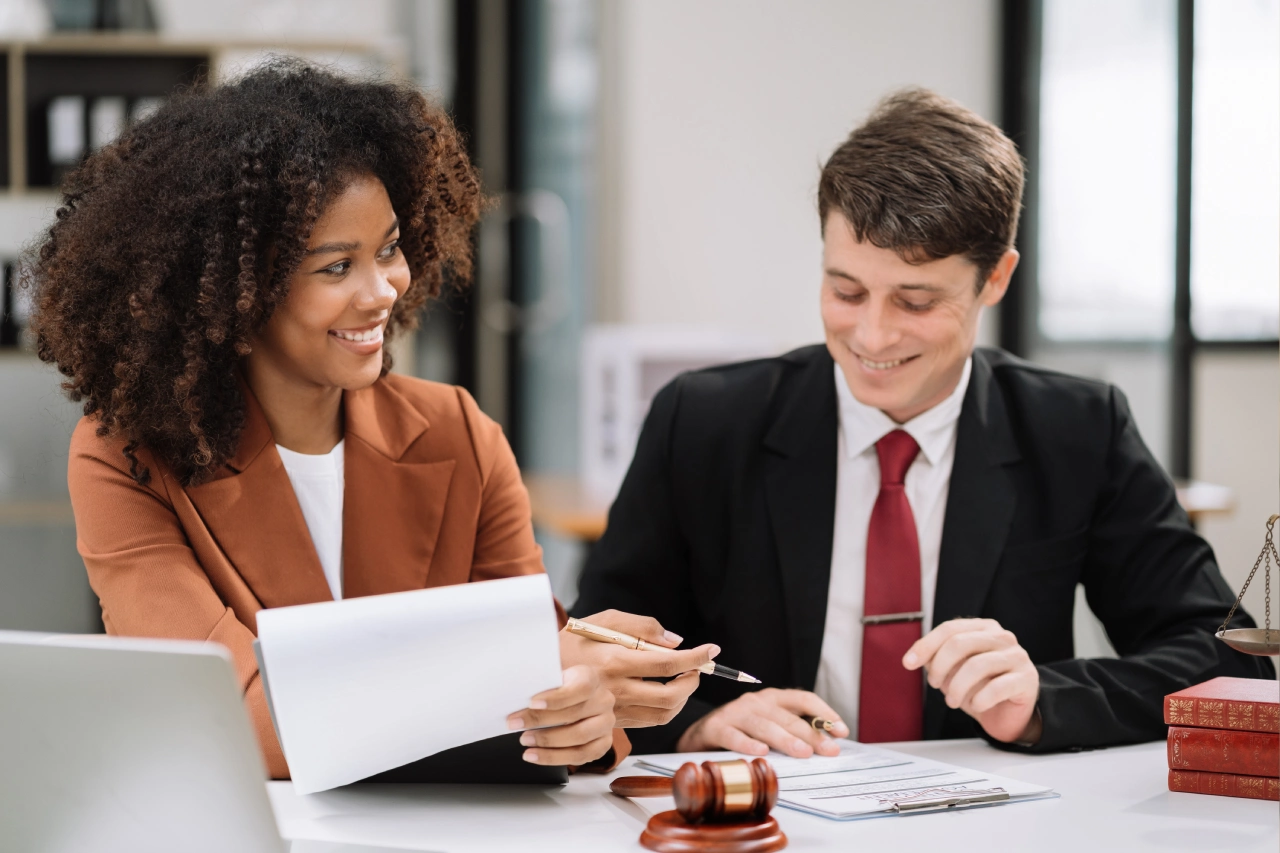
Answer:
[{"xmin": 610, "ymin": 758, "xmax": 779, "ymax": 823}]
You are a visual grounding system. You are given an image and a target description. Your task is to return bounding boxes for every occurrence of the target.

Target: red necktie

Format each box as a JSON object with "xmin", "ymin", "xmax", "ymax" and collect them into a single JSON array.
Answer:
[{"xmin": 858, "ymin": 429, "xmax": 923, "ymax": 743}]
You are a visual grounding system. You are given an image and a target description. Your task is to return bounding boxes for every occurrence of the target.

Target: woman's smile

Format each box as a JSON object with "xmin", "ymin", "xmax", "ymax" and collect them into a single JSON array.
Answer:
[{"xmin": 329, "ymin": 318, "xmax": 386, "ymax": 355}]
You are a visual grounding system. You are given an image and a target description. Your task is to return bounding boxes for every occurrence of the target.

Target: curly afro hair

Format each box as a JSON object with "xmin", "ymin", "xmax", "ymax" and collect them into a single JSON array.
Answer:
[{"xmin": 27, "ymin": 59, "xmax": 482, "ymax": 487}]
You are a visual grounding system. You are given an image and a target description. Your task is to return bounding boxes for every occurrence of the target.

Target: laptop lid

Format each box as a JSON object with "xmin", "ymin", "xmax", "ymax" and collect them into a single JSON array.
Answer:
[{"xmin": 0, "ymin": 631, "xmax": 284, "ymax": 853}]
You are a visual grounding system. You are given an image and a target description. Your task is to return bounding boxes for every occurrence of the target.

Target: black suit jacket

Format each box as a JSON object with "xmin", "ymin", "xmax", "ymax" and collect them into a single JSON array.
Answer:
[{"xmin": 573, "ymin": 345, "xmax": 1272, "ymax": 753}]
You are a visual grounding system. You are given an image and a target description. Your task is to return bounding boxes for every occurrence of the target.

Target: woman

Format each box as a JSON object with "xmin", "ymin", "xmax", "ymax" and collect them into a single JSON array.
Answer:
[{"xmin": 30, "ymin": 61, "xmax": 714, "ymax": 779}]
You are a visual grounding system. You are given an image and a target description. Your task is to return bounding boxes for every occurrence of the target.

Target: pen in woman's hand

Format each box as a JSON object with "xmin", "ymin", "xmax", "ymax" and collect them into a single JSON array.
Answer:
[{"xmin": 566, "ymin": 618, "xmax": 763, "ymax": 684}]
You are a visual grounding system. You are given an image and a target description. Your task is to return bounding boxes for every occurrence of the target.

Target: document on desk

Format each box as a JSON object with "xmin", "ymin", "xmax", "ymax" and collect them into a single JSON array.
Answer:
[
  {"xmin": 637, "ymin": 740, "xmax": 1056, "ymax": 820},
  {"xmin": 255, "ymin": 574, "xmax": 563, "ymax": 795}
]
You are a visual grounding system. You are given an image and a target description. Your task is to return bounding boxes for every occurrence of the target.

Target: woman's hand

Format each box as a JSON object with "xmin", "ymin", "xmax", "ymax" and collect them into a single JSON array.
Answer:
[
  {"xmin": 560, "ymin": 610, "xmax": 720, "ymax": 727},
  {"xmin": 507, "ymin": 664, "xmax": 616, "ymax": 766}
]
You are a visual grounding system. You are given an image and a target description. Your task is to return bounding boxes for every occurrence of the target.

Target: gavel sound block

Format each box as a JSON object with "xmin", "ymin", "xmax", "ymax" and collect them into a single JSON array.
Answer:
[{"xmin": 610, "ymin": 758, "xmax": 787, "ymax": 853}]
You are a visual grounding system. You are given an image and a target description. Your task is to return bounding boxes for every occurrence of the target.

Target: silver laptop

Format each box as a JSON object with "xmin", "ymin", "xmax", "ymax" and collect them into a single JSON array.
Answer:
[{"xmin": 0, "ymin": 631, "xmax": 417, "ymax": 853}]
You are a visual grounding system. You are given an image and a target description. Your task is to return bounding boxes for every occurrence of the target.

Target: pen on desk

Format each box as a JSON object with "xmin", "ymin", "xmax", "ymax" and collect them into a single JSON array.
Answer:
[
  {"xmin": 566, "ymin": 618, "xmax": 763, "ymax": 684},
  {"xmin": 801, "ymin": 714, "xmax": 836, "ymax": 733}
]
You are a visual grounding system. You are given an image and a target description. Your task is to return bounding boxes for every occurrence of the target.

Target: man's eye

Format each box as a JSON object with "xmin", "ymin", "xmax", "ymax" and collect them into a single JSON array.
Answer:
[
  {"xmin": 901, "ymin": 300, "xmax": 935, "ymax": 313},
  {"xmin": 835, "ymin": 289, "xmax": 865, "ymax": 303}
]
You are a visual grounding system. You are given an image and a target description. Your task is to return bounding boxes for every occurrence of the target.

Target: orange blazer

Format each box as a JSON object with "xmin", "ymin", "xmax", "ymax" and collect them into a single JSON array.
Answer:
[{"xmin": 68, "ymin": 373, "xmax": 628, "ymax": 778}]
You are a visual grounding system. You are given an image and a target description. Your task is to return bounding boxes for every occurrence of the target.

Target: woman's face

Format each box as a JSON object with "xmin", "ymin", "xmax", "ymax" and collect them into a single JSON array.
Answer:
[{"xmin": 249, "ymin": 174, "xmax": 410, "ymax": 393}]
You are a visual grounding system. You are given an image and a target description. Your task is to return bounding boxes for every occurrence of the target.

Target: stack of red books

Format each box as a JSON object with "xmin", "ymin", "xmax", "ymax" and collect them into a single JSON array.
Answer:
[{"xmin": 1164, "ymin": 676, "xmax": 1279, "ymax": 801}]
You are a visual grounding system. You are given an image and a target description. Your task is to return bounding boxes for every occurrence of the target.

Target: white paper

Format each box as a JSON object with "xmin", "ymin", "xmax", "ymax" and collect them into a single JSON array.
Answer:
[
  {"xmin": 637, "ymin": 740, "xmax": 1055, "ymax": 820},
  {"xmin": 256, "ymin": 574, "xmax": 563, "ymax": 794}
]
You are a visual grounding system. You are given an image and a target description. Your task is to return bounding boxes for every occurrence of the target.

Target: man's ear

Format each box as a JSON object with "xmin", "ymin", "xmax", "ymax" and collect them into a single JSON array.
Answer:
[{"xmin": 980, "ymin": 249, "xmax": 1020, "ymax": 308}]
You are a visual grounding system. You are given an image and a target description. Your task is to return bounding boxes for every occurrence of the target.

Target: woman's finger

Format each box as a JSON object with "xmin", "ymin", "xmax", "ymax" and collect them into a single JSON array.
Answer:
[{"xmin": 524, "ymin": 732, "xmax": 615, "ymax": 766}]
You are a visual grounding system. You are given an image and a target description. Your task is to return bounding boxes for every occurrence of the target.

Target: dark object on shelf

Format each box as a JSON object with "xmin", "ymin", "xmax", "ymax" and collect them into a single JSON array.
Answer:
[
  {"xmin": 1217, "ymin": 514, "xmax": 1279, "ymax": 656},
  {"xmin": 611, "ymin": 758, "xmax": 787, "ymax": 852},
  {"xmin": 48, "ymin": 0, "xmax": 156, "ymax": 32}
]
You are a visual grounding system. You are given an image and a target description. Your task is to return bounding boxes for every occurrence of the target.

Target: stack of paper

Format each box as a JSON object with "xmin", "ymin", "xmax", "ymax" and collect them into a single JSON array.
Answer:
[
  {"xmin": 637, "ymin": 740, "xmax": 1055, "ymax": 819},
  {"xmin": 255, "ymin": 574, "xmax": 563, "ymax": 794}
]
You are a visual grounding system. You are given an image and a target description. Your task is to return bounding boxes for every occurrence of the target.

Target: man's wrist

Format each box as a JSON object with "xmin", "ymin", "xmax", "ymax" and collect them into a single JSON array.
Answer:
[{"xmin": 1013, "ymin": 706, "xmax": 1043, "ymax": 747}]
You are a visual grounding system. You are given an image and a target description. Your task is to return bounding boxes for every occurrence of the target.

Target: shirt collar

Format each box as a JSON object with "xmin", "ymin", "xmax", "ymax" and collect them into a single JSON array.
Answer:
[{"xmin": 835, "ymin": 356, "xmax": 972, "ymax": 466}]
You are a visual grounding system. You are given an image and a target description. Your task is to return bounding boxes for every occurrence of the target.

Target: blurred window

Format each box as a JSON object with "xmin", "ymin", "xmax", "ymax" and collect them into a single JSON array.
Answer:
[
  {"xmin": 1037, "ymin": 0, "xmax": 1178, "ymax": 342},
  {"xmin": 1189, "ymin": 0, "xmax": 1280, "ymax": 340}
]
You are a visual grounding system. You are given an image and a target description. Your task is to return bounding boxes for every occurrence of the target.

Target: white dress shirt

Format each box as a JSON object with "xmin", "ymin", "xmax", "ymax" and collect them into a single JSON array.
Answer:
[
  {"xmin": 812, "ymin": 357, "xmax": 972, "ymax": 731},
  {"xmin": 277, "ymin": 440, "xmax": 345, "ymax": 601}
]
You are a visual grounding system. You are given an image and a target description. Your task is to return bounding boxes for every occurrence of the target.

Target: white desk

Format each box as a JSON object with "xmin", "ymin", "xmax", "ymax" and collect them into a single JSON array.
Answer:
[{"xmin": 269, "ymin": 739, "xmax": 1279, "ymax": 852}]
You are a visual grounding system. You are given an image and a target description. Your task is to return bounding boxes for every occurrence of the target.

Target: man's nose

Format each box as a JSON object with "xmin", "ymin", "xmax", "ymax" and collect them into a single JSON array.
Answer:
[{"xmin": 853, "ymin": 298, "xmax": 902, "ymax": 354}]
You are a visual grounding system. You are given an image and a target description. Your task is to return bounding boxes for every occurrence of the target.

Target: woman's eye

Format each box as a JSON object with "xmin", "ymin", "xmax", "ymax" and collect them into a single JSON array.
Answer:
[
  {"xmin": 319, "ymin": 261, "xmax": 351, "ymax": 276},
  {"xmin": 378, "ymin": 240, "xmax": 401, "ymax": 260}
]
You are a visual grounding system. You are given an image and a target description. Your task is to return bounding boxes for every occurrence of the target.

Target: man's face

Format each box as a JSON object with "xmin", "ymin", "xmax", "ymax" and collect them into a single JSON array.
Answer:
[{"xmin": 819, "ymin": 212, "xmax": 1016, "ymax": 423}]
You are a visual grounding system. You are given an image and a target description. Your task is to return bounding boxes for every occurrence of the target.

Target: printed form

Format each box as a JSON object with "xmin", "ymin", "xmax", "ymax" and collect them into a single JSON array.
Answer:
[{"xmin": 638, "ymin": 740, "xmax": 1056, "ymax": 819}]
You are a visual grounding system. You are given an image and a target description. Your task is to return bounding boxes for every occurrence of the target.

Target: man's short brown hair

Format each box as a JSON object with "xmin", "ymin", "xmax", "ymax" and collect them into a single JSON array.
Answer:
[{"xmin": 818, "ymin": 88, "xmax": 1024, "ymax": 289}]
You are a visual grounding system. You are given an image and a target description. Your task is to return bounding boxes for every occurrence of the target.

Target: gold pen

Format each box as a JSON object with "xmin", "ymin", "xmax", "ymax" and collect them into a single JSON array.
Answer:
[
  {"xmin": 802, "ymin": 714, "xmax": 836, "ymax": 732},
  {"xmin": 566, "ymin": 618, "xmax": 763, "ymax": 684}
]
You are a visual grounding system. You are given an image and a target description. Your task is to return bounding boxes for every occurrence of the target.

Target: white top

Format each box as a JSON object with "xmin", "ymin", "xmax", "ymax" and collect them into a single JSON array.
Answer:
[
  {"xmin": 813, "ymin": 358, "xmax": 972, "ymax": 730},
  {"xmin": 276, "ymin": 440, "xmax": 345, "ymax": 601}
]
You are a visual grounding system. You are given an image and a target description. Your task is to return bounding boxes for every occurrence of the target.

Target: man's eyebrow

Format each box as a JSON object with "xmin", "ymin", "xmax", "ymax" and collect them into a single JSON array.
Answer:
[
  {"xmin": 304, "ymin": 219, "xmax": 400, "ymax": 256},
  {"xmin": 824, "ymin": 269, "xmax": 943, "ymax": 293}
]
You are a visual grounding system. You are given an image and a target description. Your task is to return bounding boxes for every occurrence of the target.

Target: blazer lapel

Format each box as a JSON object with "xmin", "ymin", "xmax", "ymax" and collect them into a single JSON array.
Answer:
[
  {"xmin": 925, "ymin": 349, "xmax": 1021, "ymax": 737},
  {"xmin": 341, "ymin": 380, "xmax": 455, "ymax": 598},
  {"xmin": 763, "ymin": 349, "xmax": 840, "ymax": 690},
  {"xmin": 187, "ymin": 384, "xmax": 333, "ymax": 610}
]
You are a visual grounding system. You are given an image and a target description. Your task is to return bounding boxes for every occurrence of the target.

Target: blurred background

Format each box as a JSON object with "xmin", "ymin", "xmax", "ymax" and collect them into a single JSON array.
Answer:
[{"xmin": 0, "ymin": 0, "xmax": 1275, "ymax": 659}]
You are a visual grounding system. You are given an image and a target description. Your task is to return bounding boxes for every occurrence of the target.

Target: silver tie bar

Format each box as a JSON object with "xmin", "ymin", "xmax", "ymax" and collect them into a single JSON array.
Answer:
[{"xmin": 861, "ymin": 611, "xmax": 925, "ymax": 626}]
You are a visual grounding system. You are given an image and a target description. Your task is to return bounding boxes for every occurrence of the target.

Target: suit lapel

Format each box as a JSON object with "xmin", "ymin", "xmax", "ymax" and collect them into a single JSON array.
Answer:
[
  {"xmin": 763, "ymin": 349, "xmax": 839, "ymax": 689},
  {"xmin": 341, "ymin": 380, "xmax": 455, "ymax": 598},
  {"xmin": 925, "ymin": 349, "xmax": 1021, "ymax": 737},
  {"xmin": 187, "ymin": 384, "xmax": 332, "ymax": 609}
]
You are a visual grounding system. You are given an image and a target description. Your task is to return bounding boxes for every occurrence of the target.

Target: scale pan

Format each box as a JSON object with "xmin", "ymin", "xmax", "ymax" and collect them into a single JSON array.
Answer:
[{"xmin": 1217, "ymin": 629, "xmax": 1280, "ymax": 657}]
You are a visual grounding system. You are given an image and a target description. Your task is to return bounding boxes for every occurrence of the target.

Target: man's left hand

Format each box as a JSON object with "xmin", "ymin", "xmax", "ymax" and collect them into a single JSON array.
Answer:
[{"xmin": 902, "ymin": 618, "xmax": 1042, "ymax": 745}]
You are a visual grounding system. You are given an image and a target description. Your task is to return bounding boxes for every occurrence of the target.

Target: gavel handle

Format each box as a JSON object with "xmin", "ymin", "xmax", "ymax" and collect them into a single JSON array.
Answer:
[{"xmin": 610, "ymin": 775, "xmax": 675, "ymax": 797}]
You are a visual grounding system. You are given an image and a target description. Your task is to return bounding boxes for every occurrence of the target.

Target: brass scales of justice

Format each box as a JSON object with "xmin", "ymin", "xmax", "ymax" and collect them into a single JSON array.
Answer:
[{"xmin": 1216, "ymin": 514, "xmax": 1280, "ymax": 657}]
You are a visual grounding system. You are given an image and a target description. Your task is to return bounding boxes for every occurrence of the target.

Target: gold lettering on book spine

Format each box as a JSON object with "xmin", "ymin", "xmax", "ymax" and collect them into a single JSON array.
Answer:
[
  {"xmin": 1227, "ymin": 702, "xmax": 1254, "ymax": 730},
  {"xmin": 1170, "ymin": 731, "xmax": 1188, "ymax": 768},
  {"xmin": 1197, "ymin": 700, "xmax": 1225, "ymax": 728},
  {"xmin": 1238, "ymin": 777, "xmax": 1265, "ymax": 798},
  {"xmin": 1168, "ymin": 698, "xmax": 1195, "ymax": 724},
  {"xmin": 1267, "ymin": 779, "xmax": 1279, "ymax": 800}
]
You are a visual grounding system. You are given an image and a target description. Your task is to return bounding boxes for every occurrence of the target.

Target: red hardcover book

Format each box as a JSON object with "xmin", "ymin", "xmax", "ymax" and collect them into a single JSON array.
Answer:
[
  {"xmin": 1168, "ymin": 769, "xmax": 1280, "ymax": 801},
  {"xmin": 1167, "ymin": 726, "xmax": 1279, "ymax": 776},
  {"xmin": 1164, "ymin": 677, "xmax": 1280, "ymax": 733}
]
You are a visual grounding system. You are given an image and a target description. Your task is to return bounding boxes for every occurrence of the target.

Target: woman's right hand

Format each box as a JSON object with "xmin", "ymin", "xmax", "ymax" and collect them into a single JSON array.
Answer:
[
  {"xmin": 507, "ymin": 664, "xmax": 616, "ymax": 766},
  {"xmin": 559, "ymin": 610, "xmax": 720, "ymax": 727}
]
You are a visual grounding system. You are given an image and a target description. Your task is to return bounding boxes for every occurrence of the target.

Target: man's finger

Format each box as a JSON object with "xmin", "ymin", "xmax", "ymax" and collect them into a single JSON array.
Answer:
[
  {"xmin": 771, "ymin": 689, "xmax": 850, "ymax": 737},
  {"xmin": 942, "ymin": 648, "xmax": 1020, "ymax": 710},
  {"xmin": 968, "ymin": 670, "xmax": 1031, "ymax": 715},
  {"xmin": 904, "ymin": 618, "xmax": 1001, "ymax": 670},
  {"xmin": 925, "ymin": 630, "xmax": 1014, "ymax": 689},
  {"xmin": 711, "ymin": 724, "xmax": 770, "ymax": 757}
]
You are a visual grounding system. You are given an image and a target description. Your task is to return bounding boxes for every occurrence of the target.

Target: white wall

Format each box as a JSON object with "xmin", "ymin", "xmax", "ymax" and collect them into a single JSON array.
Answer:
[
  {"xmin": 599, "ymin": 0, "xmax": 1001, "ymax": 349},
  {"xmin": 1194, "ymin": 351, "xmax": 1280, "ymax": 628}
]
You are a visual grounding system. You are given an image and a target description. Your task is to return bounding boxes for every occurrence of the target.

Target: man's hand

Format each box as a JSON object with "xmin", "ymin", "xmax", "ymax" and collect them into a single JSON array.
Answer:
[
  {"xmin": 560, "ymin": 610, "xmax": 720, "ymax": 727},
  {"xmin": 507, "ymin": 664, "xmax": 616, "ymax": 766},
  {"xmin": 675, "ymin": 689, "xmax": 850, "ymax": 758},
  {"xmin": 903, "ymin": 618, "xmax": 1042, "ymax": 744}
]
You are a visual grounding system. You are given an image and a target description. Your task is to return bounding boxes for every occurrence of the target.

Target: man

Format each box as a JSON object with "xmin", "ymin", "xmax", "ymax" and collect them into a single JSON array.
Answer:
[{"xmin": 571, "ymin": 89, "xmax": 1272, "ymax": 758}]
